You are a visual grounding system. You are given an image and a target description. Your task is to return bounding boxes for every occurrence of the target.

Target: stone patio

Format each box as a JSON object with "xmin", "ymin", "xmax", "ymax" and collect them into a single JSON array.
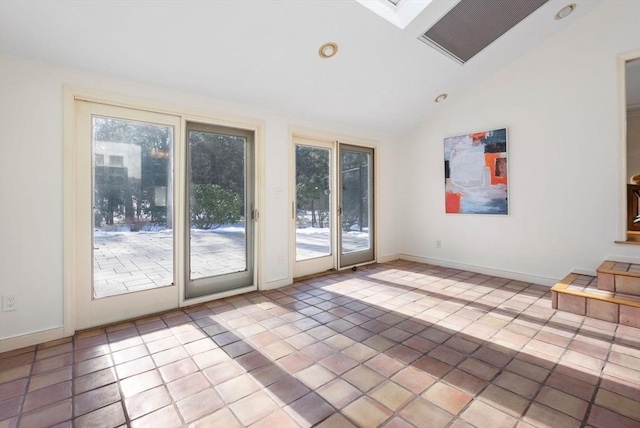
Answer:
[{"xmin": 93, "ymin": 227, "xmax": 369, "ymax": 298}]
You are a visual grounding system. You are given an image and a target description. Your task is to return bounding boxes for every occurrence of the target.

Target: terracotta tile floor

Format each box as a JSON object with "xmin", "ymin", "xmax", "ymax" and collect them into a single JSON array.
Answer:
[
  {"xmin": 566, "ymin": 274, "xmax": 640, "ymax": 302},
  {"xmin": 1, "ymin": 260, "xmax": 639, "ymax": 428}
]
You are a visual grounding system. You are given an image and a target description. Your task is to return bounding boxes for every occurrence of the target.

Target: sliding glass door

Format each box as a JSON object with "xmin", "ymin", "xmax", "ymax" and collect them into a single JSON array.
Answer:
[
  {"xmin": 339, "ymin": 144, "xmax": 375, "ymax": 267},
  {"xmin": 74, "ymin": 101, "xmax": 257, "ymax": 329},
  {"xmin": 76, "ymin": 101, "xmax": 181, "ymax": 329},
  {"xmin": 186, "ymin": 123, "xmax": 255, "ymax": 298},
  {"xmin": 293, "ymin": 138, "xmax": 335, "ymax": 278},
  {"xmin": 292, "ymin": 137, "xmax": 375, "ymax": 278}
]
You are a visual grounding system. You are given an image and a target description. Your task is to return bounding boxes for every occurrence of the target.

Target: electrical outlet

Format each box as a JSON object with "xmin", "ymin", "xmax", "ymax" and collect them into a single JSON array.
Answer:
[
  {"xmin": 436, "ymin": 240, "xmax": 442, "ymax": 248},
  {"xmin": 3, "ymin": 294, "xmax": 17, "ymax": 312},
  {"xmin": 277, "ymin": 254, "xmax": 285, "ymax": 265}
]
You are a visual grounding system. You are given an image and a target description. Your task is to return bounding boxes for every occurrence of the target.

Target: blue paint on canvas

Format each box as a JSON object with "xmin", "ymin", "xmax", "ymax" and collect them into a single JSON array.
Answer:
[{"xmin": 461, "ymin": 197, "xmax": 508, "ymax": 214}]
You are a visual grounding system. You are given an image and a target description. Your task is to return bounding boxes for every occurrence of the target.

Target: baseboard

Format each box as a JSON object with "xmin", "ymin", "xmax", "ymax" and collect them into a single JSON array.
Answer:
[
  {"xmin": 262, "ymin": 277, "xmax": 293, "ymax": 291},
  {"xmin": 378, "ymin": 254, "xmax": 401, "ymax": 263},
  {"xmin": 398, "ymin": 253, "xmax": 558, "ymax": 287},
  {"xmin": 0, "ymin": 327, "xmax": 65, "ymax": 353}
]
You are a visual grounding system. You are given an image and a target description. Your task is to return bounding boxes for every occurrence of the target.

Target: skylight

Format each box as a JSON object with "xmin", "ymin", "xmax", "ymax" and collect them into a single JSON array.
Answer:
[{"xmin": 356, "ymin": 0, "xmax": 432, "ymax": 30}]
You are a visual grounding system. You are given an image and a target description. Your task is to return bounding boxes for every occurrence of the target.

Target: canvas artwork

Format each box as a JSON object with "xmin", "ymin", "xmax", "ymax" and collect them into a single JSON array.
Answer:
[{"xmin": 444, "ymin": 128, "xmax": 508, "ymax": 214}]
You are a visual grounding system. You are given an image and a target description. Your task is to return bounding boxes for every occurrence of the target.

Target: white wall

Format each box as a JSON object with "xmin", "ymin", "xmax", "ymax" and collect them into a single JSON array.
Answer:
[
  {"xmin": 398, "ymin": 1, "xmax": 640, "ymax": 285},
  {"xmin": 0, "ymin": 56, "xmax": 399, "ymax": 341}
]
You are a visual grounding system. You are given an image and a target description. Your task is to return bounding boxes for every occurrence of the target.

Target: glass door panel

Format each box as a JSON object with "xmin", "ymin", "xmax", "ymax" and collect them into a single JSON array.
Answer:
[
  {"xmin": 76, "ymin": 101, "xmax": 181, "ymax": 330},
  {"xmin": 293, "ymin": 138, "xmax": 335, "ymax": 278},
  {"xmin": 186, "ymin": 123, "xmax": 254, "ymax": 299},
  {"xmin": 93, "ymin": 116, "xmax": 174, "ymax": 298},
  {"xmin": 296, "ymin": 145, "xmax": 331, "ymax": 261},
  {"xmin": 339, "ymin": 145, "xmax": 374, "ymax": 267}
]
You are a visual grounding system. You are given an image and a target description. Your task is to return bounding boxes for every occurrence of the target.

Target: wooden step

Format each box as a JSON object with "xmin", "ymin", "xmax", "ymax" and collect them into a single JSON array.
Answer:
[
  {"xmin": 551, "ymin": 273, "xmax": 640, "ymax": 327},
  {"xmin": 596, "ymin": 260, "xmax": 640, "ymax": 296}
]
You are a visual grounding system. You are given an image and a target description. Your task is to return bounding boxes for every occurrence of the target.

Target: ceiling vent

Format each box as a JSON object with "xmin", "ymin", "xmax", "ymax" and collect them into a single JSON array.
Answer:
[{"xmin": 419, "ymin": 0, "xmax": 549, "ymax": 64}]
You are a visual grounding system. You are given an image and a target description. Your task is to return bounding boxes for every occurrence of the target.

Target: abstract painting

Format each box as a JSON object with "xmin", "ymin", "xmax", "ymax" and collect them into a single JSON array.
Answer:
[{"xmin": 444, "ymin": 128, "xmax": 508, "ymax": 214}]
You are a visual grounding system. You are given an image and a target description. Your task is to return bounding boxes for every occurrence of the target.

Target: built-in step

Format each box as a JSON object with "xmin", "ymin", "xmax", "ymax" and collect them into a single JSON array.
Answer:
[
  {"xmin": 551, "ymin": 273, "xmax": 640, "ymax": 328},
  {"xmin": 596, "ymin": 260, "xmax": 640, "ymax": 296}
]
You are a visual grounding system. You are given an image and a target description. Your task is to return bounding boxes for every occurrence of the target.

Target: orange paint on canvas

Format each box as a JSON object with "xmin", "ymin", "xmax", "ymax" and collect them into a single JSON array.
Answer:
[
  {"xmin": 445, "ymin": 191, "xmax": 461, "ymax": 213},
  {"xmin": 485, "ymin": 153, "xmax": 507, "ymax": 185}
]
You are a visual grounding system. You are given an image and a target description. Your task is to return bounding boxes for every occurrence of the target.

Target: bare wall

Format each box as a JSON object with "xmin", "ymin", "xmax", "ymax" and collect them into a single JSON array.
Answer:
[{"xmin": 398, "ymin": 1, "xmax": 640, "ymax": 284}]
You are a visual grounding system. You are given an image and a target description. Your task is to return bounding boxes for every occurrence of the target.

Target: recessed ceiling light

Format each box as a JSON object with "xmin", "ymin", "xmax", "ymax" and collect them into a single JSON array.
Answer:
[
  {"xmin": 434, "ymin": 93, "xmax": 448, "ymax": 103},
  {"xmin": 319, "ymin": 42, "xmax": 338, "ymax": 59},
  {"xmin": 555, "ymin": 4, "xmax": 576, "ymax": 20}
]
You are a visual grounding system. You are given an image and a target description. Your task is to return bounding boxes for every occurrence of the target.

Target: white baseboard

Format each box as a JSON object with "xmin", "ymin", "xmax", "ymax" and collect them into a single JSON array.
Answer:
[
  {"xmin": 378, "ymin": 254, "xmax": 401, "ymax": 263},
  {"xmin": 0, "ymin": 327, "xmax": 65, "ymax": 353},
  {"xmin": 398, "ymin": 253, "xmax": 558, "ymax": 287},
  {"xmin": 262, "ymin": 277, "xmax": 293, "ymax": 291}
]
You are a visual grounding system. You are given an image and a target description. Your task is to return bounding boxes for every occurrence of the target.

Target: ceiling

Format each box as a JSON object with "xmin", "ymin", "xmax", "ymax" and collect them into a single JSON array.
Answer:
[{"xmin": 0, "ymin": 0, "xmax": 602, "ymax": 137}]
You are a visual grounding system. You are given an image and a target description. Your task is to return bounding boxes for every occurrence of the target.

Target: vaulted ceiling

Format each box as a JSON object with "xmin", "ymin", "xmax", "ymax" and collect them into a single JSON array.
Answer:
[{"xmin": 0, "ymin": 0, "xmax": 602, "ymax": 136}]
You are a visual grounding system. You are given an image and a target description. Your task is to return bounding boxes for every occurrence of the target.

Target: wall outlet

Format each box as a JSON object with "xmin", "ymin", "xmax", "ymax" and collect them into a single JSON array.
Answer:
[
  {"xmin": 3, "ymin": 294, "xmax": 18, "ymax": 312},
  {"xmin": 436, "ymin": 240, "xmax": 442, "ymax": 248},
  {"xmin": 277, "ymin": 254, "xmax": 285, "ymax": 265}
]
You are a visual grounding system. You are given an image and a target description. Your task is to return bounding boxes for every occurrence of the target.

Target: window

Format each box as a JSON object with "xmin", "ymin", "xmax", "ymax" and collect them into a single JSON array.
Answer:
[{"xmin": 108, "ymin": 155, "xmax": 124, "ymax": 167}]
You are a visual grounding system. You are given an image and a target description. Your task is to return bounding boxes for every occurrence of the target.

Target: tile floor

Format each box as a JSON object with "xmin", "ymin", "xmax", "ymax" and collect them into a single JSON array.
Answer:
[
  {"xmin": 609, "ymin": 262, "xmax": 640, "ymax": 275},
  {"xmin": 1, "ymin": 260, "xmax": 639, "ymax": 428},
  {"xmin": 566, "ymin": 274, "xmax": 640, "ymax": 302},
  {"xmin": 555, "ymin": 274, "xmax": 640, "ymax": 328}
]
